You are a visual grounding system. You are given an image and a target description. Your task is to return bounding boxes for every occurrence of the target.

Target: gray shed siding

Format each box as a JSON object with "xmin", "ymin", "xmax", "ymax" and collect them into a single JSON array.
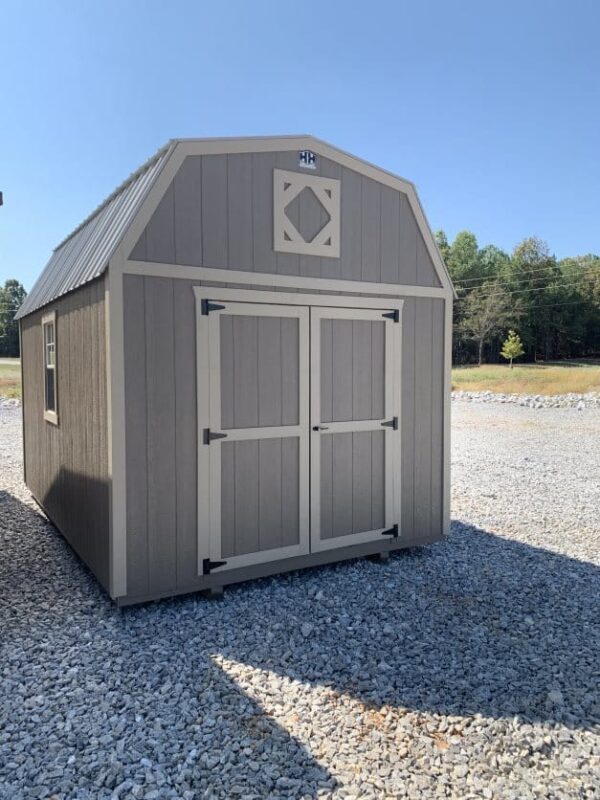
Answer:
[
  {"xmin": 122, "ymin": 275, "xmax": 445, "ymax": 600},
  {"xmin": 129, "ymin": 153, "xmax": 441, "ymax": 288},
  {"xmin": 20, "ymin": 277, "xmax": 110, "ymax": 590}
]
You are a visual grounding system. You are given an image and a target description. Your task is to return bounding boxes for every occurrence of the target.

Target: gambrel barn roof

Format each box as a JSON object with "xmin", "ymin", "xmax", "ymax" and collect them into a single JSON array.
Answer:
[{"xmin": 16, "ymin": 136, "xmax": 454, "ymax": 320}]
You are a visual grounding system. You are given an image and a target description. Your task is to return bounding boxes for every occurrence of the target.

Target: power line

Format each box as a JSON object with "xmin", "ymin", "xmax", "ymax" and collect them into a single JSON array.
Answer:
[
  {"xmin": 454, "ymin": 263, "xmax": 600, "ymax": 289},
  {"xmin": 455, "ymin": 280, "xmax": 599, "ymax": 301}
]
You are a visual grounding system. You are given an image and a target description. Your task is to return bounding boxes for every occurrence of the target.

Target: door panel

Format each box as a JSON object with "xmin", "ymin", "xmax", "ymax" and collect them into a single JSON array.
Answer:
[
  {"xmin": 220, "ymin": 314, "xmax": 300, "ymax": 429},
  {"xmin": 320, "ymin": 319, "xmax": 386, "ymax": 423},
  {"xmin": 220, "ymin": 437, "xmax": 300, "ymax": 558},
  {"xmin": 198, "ymin": 301, "xmax": 309, "ymax": 574},
  {"xmin": 311, "ymin": 307, "xmax": 401, "ymax": 552},
  {"xmin": 319, "ymin": 430, "xmax": 386, "ymax": 540}
]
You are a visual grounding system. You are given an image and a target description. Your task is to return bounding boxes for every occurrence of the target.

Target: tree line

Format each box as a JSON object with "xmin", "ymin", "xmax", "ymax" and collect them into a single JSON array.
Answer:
[
  {"xmin": 0, "ymin": 279, "xmax": 27, "ymax": 357},
  {"xmin": 435, "ymin": 231, "xmax": 600, "ymax": 365}
]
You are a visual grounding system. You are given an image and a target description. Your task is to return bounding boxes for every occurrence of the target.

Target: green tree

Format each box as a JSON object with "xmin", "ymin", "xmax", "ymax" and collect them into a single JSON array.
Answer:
[
  {"xmin": 0, "ymin": 279, "xmax": 27, "ymax": 357},
  {"xmin": 459, "ymin": 281, "xmax": 515, "ymax": 365},
  {"xmin": 447, "ymin": 230, "xmax": 480, "ymax": 283},
  {"xmin": 501, "ymin": 330, "xmax": 525, "ymax": 368},
  {"xmin": 434, "ymin": 230, "xmax": 451, "ymax": 266}
]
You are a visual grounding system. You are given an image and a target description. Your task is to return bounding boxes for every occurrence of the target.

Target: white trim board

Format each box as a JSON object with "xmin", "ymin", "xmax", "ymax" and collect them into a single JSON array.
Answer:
[
  {"xmin": 123, "ymin": 260, "xmax": 451, "ymax": 299},
  {"xmin": 194, "ymin": 286, "xmax": 406, "ymax": 310}
]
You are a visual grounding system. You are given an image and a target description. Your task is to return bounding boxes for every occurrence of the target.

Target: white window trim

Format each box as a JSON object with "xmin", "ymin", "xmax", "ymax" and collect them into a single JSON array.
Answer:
[{"xmin": 42, "ymin": 310, "xmax": 58, "ymax": 425}]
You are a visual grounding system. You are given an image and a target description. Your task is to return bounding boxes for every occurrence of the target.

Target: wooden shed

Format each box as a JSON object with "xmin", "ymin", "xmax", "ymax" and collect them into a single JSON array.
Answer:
[{"xmin": 16, "ymin": 136, "xmax": 455, "ymax": 605}]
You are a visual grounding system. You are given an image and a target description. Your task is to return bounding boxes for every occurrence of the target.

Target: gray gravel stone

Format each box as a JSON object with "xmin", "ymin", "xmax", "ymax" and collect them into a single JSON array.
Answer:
[{"xmin": 0, "ymin": 400, "xmax": 599, "ymax": 799}]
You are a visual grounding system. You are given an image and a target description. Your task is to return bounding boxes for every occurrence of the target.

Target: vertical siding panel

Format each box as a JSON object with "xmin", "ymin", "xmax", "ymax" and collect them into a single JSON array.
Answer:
[
  {"xmin": 320, "ymin": 319, "xmax": 333, "ymax": 423},
  {"xmin": 371, "ymin": 321, "xmax": 385, "ymax": 420},
  {"xmin": 280, "ymin": 437, "xmax": 300, "ymax": 546},
  {"xmin": 258, "ymin": 317, "xmax": 282, "ymax": 426},
  {"xmin": 145, "ymin": 277, "xmax": 177, "ymax": 592},
  {"xmin": 145, "ymin": 182, "xmax": 176, "ymax": 263},
  {"xmin": 417, "ymin": 232, "xmax": 441, "ymax": 288},
  {"xmin": 430, "ymin": 300, "xmax": 445, "ymax": 538},
  {"xmin": 234, "ymin": 440, "xmax": 259, "ymax": 555},
  {"xmin": 401, "ymin": 298, "xmax": 416, "ymax": 538},
  {"xmin": 252, "ymin": 152, "xmax": 277, "ymax": 273},
  {"xmin": 233, "ymin": 316, "xmax": 259, "ymax": 428},
  {"xmin": 331, "ymin": 433, "xmax": 353, "ymax": 537},
  {"xmin": 174, "ymin": 280, "xmax": 198, "ymax": 586},
  {"xmin": 320, "ymin": 434, "xmax": 333, "ymax": 539},
  {"xmin": 414, "ymin": 298, "xmax": 433, "ymax": 541},
  {"xmin": 129, "ymin": 228, "xmax": 147, "ymax": 261},
  {"xmin": 352, "ymin": 321, "xmax": 372, "ymax": 420},
  {"xmin": 340, "ymin": 168, "xmax": 362, "ymax": 281},
  {"xmin": 174, "ymin": 156, "xmax": 202, "ymax": 266},
  {"xmin": 124, "ymin": 275, "xmax": 149, "ymax": 596},
  {"xmin": 332, "ymin": 319, "xmax": 353, "ymax": 422},
  {"xmin": 201, "ymin": 155, "xmax": 228, "ymax": 268},
  {"xmin": 380, "ymin": 186, "xmax": 400, "ymax": 285},
  {"xmin": 258, "ymin": 439, "xmax": 283, "ymax": 550},
  {"xmin": 227, "ymin": 154, "xmax": 254, "ymax": 271},
  {"xmin": 280, "ymin": 317, "xmax": 299, "ymax": 426},
  {"xmin": 352, "ymin": 431, "xmax": 372, "ymax": 534},
  {"xmin": 361, "ymin": 178, "xmax": 381, "ymax": 282},
  {"xmin": 399, "ymin": 194, "xmax": 418, "ymax": 284},
  {"xmin": 72, "ymin": 297, "xmax": 88, "ymax": 560}
]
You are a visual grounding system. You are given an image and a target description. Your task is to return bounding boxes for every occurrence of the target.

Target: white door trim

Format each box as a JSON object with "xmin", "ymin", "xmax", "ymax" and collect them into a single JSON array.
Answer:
[
  {"xmin": 195, "ymin": 297, "xmax": 310, "ymax": 574},
  {"xmin": 309, "ymin": 305, "xmax": 403, "ymax": 553},
  {"xmin": 194, "ymin": 285, "xmax": 407, "ymax": 310}
]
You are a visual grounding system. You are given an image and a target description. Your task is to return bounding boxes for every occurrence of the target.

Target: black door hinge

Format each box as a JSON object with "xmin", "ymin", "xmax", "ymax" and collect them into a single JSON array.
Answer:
[
  {"xmin": 382, "ymin": 309, "xmax": 400, "ymax": 322},
  {"xmin": 381, "ymin": 523, "xmax": 399, "ymax": 538},
  {"xmin": 203, "ymin": 558, "xmax": 227, "ymax": 575},
  {"xmin": 201, "ymin": 299, "xmax": 226, "ymax": 315},
  {"xmin": 203, "ymin": 428, "xmax": 228, "ymax": 445},
  {"xmin": 381, "ymin": 416, "xmax": 398, "ymax": 430}
]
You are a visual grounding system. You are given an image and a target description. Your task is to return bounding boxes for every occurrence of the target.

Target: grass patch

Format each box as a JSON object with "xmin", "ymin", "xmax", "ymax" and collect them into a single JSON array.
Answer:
[
  {"xmin": 0, "ymin": 360, "xmax": 21, "ymax": 399},
  {"xmin": 452, "ymin": 361, "xmax": 600, "ymax": 395}
]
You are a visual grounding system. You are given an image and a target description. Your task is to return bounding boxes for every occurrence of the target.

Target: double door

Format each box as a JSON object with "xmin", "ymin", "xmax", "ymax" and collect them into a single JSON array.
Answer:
[{"xmin": 197, "ymin": 298, "xmax": 401, "ymax": 575}]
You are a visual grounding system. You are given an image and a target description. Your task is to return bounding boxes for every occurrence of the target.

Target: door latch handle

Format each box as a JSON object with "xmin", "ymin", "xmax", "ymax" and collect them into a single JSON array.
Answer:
[{"xmin": 312, "ymin": 425, "xmax": 329, "ymax": 431}]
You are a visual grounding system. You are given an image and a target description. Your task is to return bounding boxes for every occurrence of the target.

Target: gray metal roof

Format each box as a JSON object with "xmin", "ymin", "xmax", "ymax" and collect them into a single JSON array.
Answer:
[{"xmin": 16, "ymin": 142, "xmax": 174, "ymax": 319}]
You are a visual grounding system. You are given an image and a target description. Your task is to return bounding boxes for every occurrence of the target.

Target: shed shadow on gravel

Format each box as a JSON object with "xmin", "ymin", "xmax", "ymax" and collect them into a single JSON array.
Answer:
[
  {"xmin": 212, "ymin": 520, "xmax": 600, "ymax": 733},
  {"xmin": 0, "ymin": 490, "xmax": 336, "ymax": 798}
]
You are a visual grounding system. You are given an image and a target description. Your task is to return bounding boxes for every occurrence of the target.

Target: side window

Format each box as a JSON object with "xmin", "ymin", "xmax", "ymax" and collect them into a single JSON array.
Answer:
[{"xmin": 42, "ymin": 312, "xmax": 58, "ymax": 424}]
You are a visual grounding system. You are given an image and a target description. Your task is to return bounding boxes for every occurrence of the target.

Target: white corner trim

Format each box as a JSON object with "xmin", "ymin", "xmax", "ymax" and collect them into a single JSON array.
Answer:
[{"xmin": 107, "ymin": 255, "xmax": 128, "ymax": 598}]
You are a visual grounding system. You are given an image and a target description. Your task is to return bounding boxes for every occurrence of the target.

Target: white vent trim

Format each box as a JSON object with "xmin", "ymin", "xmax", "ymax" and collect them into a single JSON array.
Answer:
[{"xmin": 273, "ymin": 169, "xmax": 340, "ymax": 258}]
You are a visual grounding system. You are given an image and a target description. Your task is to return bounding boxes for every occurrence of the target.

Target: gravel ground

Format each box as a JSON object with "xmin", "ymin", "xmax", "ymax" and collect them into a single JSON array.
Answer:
[{"xmin": 0, "ymin": 402, "xmax": 599, "ymax": 800}]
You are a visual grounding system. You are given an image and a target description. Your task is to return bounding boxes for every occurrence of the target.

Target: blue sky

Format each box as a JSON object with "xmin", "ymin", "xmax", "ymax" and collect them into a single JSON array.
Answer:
[{"xmin": 1, "ymin": 0, "xmax": 599, "ymax": 290}]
